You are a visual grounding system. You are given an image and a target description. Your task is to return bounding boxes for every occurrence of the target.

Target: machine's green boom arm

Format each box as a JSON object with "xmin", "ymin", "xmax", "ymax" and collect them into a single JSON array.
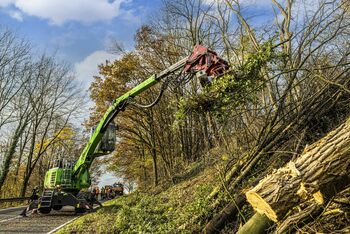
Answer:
[
  {"xmin": 72, "ymin": 57, "xmax": 189, "ymax": 184},
  {"xmin": 70, "ymin": 45, "xmax": 229, "ymax": 190}
]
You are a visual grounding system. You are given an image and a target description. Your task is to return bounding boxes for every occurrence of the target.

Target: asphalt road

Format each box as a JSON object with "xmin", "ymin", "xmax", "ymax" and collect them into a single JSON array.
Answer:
[
  {"xmin": 0, "ymin": 206, "xmax": 83, "ymax": 234},
  {"xmin": 0, "ymin": 206, "xmax": 26, "ymax": 221}
]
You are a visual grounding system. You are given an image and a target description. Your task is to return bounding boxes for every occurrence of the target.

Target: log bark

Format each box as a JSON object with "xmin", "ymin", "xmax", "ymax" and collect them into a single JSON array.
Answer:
[
  {"xmin": 276, "ymin": 203, "xmax": 321, "ymax": 233},
  {"xmin": 245, "ymin": 117, "xmax": 350, "ymax": 222},
  {"xmin": 236, "ymin": 213, "xmax": 272, "ymax": 234},
  {"xmin": 276, "ymin": 175, "xmax": 350, "ymax": 233},
  {"xmin": 203, "ymin": 193, "xmax": 246, "ymax": 234},
  {"xmin": 204, "ymin": 178, "xmax": 262, "ymax": 233}
]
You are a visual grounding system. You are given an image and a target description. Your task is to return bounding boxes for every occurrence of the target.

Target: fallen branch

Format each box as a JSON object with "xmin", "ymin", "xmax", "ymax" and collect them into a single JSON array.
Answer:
[{"xmin": 203, "ymin": 193, "xmax": 246, "ymax": 234}]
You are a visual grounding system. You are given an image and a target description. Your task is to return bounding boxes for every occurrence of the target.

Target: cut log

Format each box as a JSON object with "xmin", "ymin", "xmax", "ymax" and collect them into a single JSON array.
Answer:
[
  {"xmin": 276, "ymin": 203, "xmax": 321, "ymax": 233},
  {"xmin": 245, "ymin": 118, "xmax": 350, "ymax": 222},
  {"xmin": 236, "ymin": 213, "xmax": 273, "ymax": 234},
  {"xmin": 203, "ymin": 178, "xmax": 262, "ymax": 233},
  {"xmin": 276, "ymin": 175, "xmax": 350, "ymax": 233},
  {"xmin": 203, "ymin": 193, "xmax": 246, "ymax": 234}
]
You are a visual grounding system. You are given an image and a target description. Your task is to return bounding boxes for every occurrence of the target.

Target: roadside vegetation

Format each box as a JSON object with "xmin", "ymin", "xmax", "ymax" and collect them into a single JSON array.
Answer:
[{"xmin": 59, "ymin": 163, "xmax": 219, "ymax": 233}]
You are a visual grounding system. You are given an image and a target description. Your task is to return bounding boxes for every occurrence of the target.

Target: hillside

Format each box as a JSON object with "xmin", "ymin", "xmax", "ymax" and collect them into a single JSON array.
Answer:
[
  {"xmin": 58, "ymin": 162, "xmax": 222, "ymax": 233},
  {"xmin": 58, "ymin": 155, "xmax": 350, "ymax": 233}
]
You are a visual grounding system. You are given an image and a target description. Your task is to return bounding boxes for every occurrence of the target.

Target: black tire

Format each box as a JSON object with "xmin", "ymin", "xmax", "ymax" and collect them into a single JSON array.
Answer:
[
  {"xmin": 39, "ymin": 207, "xmax": 51, "ymax": 214},
  {"xmin": 75, "ymin": 207, "xmax": 86, "ymax": 214},
  {"xmin": 53, "ymin": 205, "xmax": 63, "ymax": 211}
]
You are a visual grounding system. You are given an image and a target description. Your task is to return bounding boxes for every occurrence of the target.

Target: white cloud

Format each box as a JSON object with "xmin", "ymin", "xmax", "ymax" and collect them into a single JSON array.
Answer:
[
  {"xmin": 74, "ymin": 50, "xmax": 119, "ymax": 90},
  {"xmin": 8, "ymin": 10, "xmax": 22, "ymax": 21},
  {"xmin": 0, "ymin": 0, "xmax": 130, "ymax": 25}
]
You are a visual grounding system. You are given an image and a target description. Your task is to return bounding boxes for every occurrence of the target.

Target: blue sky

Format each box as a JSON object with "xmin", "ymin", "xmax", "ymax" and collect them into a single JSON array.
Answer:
[
  {"xmin": 0, "ymin": 0, "xmax": 162, "ymax": 91},
  {"xmin": 0, "ymin": 0, "xmax": 313, "ymax": 93},
  {"xmin": 0, "ymin": 0, "xmax": 282, "ymax": 91}
]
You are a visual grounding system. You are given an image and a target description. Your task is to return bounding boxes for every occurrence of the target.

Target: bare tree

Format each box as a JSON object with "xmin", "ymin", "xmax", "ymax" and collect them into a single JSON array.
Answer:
[
  {"xmin": 0, "ymin": 29, "xmax": 32, "ymax": 191},
  {"xmin": 0, "ymin": 28, "xmax": 30, "ymax": 130},
  {"xmin": 19, "ymin": 55, "xmax": 84, "ymax": 196},
  {"xmin": 0, "ymin": 76, "xmax": 34, "ymax": 190}
]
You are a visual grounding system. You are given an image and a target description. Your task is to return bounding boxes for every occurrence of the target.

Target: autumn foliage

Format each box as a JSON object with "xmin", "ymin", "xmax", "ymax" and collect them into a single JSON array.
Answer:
[{"xmin": 87, "ymin": 0, "xmax": 350, "ymax": 232}]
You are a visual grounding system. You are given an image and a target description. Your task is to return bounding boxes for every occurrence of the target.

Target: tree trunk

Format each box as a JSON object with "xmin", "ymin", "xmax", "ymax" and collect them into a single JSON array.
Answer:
[
  {"xmin": 148, "ymin": 112, "xmax": 159, "ymax": 187},
  {"xmin": 203, "ymin": 193, "xmax": 246, "ymax": 234},
  {"xmin": 236, "ymin": 213, "xmax": 272, "ymax": 234},
  {"xmin": 0, "ymin": 120, "xmax": 27, "ymax": 190},
  {"xmin": 21, "ymin": 126, "xmax": 37, "ymax": 197},
  {"xmin": 14, "ymin": 128, "xmax": 30, "ymax": 184},
  {"xmin": 20, "ymin": 173, "xmax": 30, "ymax": 197},
  {"xmin": 152, "ymin": 149, "xmax": 158, "ymax": 186},
  {"xmin": 245, "ymin": 117, "xmax": 350, "ymax": 222}
]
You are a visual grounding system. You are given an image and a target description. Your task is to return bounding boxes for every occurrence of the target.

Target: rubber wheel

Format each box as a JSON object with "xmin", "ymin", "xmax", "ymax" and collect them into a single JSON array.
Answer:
[
  {"xmin": 53, "ymin": 205, "xmax": 63, "ymax": 211},
  {"xmin": 39, "ymin": 207, "xmax": 52, "ymax": 214}
]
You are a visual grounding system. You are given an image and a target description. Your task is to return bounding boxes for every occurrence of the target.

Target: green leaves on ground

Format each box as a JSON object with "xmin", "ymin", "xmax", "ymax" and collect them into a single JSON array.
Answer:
[{"xmin": 59, "ymin": 169, "xmax": 217, "ymax": 234}]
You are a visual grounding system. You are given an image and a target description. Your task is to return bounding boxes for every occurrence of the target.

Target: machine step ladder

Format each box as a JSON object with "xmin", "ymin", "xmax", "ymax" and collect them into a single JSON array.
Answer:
[{"xmin": 40, "ymin": 190, "xmax": 54, "ymax": 208}]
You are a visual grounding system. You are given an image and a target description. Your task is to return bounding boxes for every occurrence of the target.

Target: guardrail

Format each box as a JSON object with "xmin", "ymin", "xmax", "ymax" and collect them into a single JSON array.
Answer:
[{"xmin": 0, "ymin": 197, "xmax": 31, "ymax": 203}]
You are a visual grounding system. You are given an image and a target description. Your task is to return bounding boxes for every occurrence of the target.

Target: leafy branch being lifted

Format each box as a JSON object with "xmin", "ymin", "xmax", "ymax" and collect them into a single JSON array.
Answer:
[{"xmin": 38, "ymin": 45, "xmax": 229, "ymax": 214}]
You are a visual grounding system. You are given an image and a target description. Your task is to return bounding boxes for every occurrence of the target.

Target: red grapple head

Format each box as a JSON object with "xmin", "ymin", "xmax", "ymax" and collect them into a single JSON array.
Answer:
[{"xmin": 183, "ymin": 45, "xmax": 229, "ymax": 77}]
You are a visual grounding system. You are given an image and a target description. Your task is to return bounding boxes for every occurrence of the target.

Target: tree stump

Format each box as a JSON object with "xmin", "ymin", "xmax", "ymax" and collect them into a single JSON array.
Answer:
[{"xmin": 245, "ymin": 118, "xmax": 350, "ymax": 222}]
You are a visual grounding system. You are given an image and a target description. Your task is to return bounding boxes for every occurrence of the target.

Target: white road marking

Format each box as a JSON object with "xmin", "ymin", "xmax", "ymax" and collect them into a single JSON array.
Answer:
[
  {"xmin": 46, "ymin": 216, "xmax": 80, "ymax": 234},
  {"xmin": 46, "ymin": 204, "xmax": 101, "ymax": 234},
  {"xmin": 0, "ymin": 215, "xmax": 22, "ymax": 223},
  {"xmin": 0, "ymin": 206, "xmax": 26, "ymax": 214}
]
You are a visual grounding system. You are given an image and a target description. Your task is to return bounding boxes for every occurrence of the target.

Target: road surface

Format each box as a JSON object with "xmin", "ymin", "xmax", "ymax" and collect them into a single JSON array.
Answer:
[{"xmin": 0, "ymin": 206, "xmax": 85, "ymax": 234}]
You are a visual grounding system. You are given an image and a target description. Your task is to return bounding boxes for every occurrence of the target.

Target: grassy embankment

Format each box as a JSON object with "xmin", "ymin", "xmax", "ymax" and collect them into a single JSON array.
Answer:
[{"xmin": 58, "ymin": 163, "xmax": 220, "ymax": 233}]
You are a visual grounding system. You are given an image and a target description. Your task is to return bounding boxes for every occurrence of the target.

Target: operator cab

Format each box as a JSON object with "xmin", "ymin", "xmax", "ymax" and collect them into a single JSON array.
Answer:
[
  {"xmin": 92, "ymin": 122, "xmax": 117, "ymax": 156},
  {"xmin": 49, "ymin": 159, "xmax": 75, "ymax": 169},
  {"xmin": 45, "ymin": 158, "xmax": 75, "ymax": 190}
]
